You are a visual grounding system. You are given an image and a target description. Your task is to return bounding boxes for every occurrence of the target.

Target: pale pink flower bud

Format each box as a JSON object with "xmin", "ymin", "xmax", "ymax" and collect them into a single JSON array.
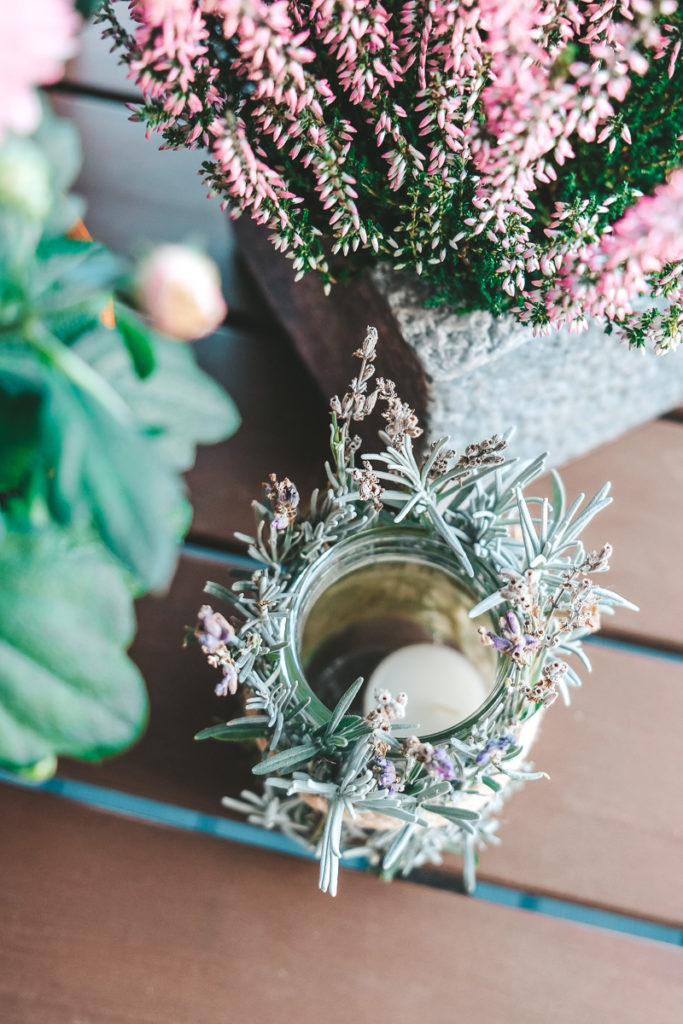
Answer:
[{"xmin": 136, "ymin": 244, "xmax": 227, "ymax": 340}]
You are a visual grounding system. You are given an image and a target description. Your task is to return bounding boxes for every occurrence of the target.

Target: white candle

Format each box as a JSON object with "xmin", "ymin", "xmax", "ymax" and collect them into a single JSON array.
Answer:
[{"xmin": 364, "ymin": 643, "xmax": 489, "ymax": 735}]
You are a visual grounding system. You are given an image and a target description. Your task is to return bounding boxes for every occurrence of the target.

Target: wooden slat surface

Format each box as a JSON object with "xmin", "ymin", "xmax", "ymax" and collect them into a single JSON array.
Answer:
[
  {"xmin": 476, "ymin": 643, "xmax": 683, "ymax": 925},
  {"xmin": 533, "ymin": 420, "xmax": 683, "ymax": 650},
  {"xmin": 61, "ymin": 555, "xmax": 254, "ymax": 816},
  {"xmin": 188, "ymin": 326, "xmax": 329, "ymax": 543},
  {"xmin": 58, "ymin": 551, "xmax": 683, "ymax": 926},
  {"xmin": 2, "ymin": 784, "xmax": 681, "ymax": 1024}
]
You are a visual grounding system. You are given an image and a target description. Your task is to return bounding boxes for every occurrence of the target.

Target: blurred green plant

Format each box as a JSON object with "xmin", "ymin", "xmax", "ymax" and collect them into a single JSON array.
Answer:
[{"xmin": 0, "ymin": 107, "xmax": 240, "ymax": 780}]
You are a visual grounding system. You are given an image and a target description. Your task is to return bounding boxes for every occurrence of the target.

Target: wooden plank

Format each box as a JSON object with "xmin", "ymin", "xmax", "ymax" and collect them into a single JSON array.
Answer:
[
  {"xmin": 2, "ymin": 785, "xmax": 681, "ymax": 1024},
  {"xmin": 59, "ymin": 553, "xmax": 683, "ymax": 925},
  {"xmin": 49, "ymin": 91, "xmax": 268, "ymax": 323},
  {"xmin": 536, "ymin": 419, "xmax": 683, "ymax": 651},
  {"xmin": 476, "ymin": 642, "xmax": 683, "ymax": 926},
  {"xmin": 188, "ymin": 326, "xmax": 330, "ymax": 545}
]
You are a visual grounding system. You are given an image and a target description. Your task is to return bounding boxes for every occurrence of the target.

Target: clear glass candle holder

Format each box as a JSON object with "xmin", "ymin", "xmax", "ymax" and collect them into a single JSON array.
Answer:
[{"xmin": 282, "ymin": 528, "xmax": 504, "ymax": 741}]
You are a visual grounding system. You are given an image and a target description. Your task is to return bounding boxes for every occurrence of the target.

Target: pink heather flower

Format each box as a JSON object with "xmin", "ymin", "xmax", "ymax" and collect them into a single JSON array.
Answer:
[
  {"xmin": 520, "ymin": 172, "xmax": 683, "ymax": 332},
  {"xmin": 310, "ymin": 0, "xmax": 401, "ymax": 106},
  {"xmin": 0, "ymin": 0, "xmax": 80, "ymax": 141},
  {"xmin": 136, "ymin": 244, "xmax": 227, "ymax": 340},
  {"xmin": 603, "ymin": 170, "xmax": 683, "ymax": 274},
  {"xmin": 131, "ymin": 0, "xmax": 211, "ymax": 98},
  {"xmin": 578, "ymin": 171, "xmax": 683, "ymax": 320},
  {"xmin": 105, "ymin": 0, "xmax": 683, "ymax": 337}
]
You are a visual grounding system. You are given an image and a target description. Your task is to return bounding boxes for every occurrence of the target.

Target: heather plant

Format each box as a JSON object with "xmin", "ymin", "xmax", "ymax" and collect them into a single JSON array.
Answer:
[{"xmin": 99, "ymin": 0, "xmax": 683, "ymax": 350}]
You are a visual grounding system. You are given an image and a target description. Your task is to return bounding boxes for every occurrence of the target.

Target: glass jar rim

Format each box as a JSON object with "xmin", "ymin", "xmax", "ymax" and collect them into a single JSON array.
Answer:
[{"xmin": 281, "ymin": 525, "xmax": 507, "ymax": 742}]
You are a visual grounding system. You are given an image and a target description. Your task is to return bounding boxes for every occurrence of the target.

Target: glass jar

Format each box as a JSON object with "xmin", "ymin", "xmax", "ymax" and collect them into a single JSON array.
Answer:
[{"xmin": 282, "ymin": 527, "xmax": 506, "ymax": 740}]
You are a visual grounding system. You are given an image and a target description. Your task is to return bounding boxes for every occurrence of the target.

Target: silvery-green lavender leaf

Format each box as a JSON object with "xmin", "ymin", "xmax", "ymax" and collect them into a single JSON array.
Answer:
[
  {"xmin": 593, "ymin": 586, "xmax": 639, "ymax": 610},
  {"xmin": 359, "ymin": 801, "xmax": 427, "ymax": 825},
  {"xmin": 469, "ymin": 591, "xmax": 504, "ymax": 617},
  {"xmin": 497, "ymin": 766, "xmax": 549, "ymax": 781},
  {"xmin": 463, "ymin": 835, "xmax": 476, "ymax": 893},
  {"xmin": 251, "ymin": 742, "xmax": 319, "ymax": 776},
  {"xmin": 326, "ymin": 676, "xmax": 364, "ymax": 736},
  {"xmin": 382, "ymin": 823, "xmax": 417, "ymax": 873},
  {"xmin": 195, "ymin": 717, "xmax": 270, "ymax": 742},
  {"xmin": 422, "ymin": 804, "xmax": 481, "ymax": 823}
]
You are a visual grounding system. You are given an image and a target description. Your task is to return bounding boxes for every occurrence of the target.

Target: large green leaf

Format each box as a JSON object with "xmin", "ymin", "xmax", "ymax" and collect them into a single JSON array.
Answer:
[
  {"xmin": 0, "ymin": 347, "xmax": 45, "ymax": 493},
  {"xmin": 74, "ymin": 324, "xmax": 240, "ymax": 471},
  {"xmin": 0, "ymin": 336, "xmax": 187, "ymax": 589},
  {"xmin": 43, "ymin": 359, "xmax": 188, "ymax": 591},
  {"xmin": 0, "ymin": 529, "xmax": 148, "ymax": 775},
  {"xmin": 112, "ymin": 301, "xmax": 157, "ymax": 379},
  {"xmin": 0, "ymin": 390, "xmax": 42, "ymax": 492}
]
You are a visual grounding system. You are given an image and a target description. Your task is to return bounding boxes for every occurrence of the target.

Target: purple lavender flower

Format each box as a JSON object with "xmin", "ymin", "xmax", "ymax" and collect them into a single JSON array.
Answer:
[
  {"xmin": 479, "ymin": 611, "xmax": 538, "ymax": 664},
  {"xmin": 375, "ymin": 755, "xmax": 397, "ymax": 794},
  {"xmin": 266, "ymin": 474, "xmax": 300, "ymax": 530},
  {"xmin": 425, "ymin": 746, "xmax": 457, "ymax": 781},
  {"xmin": 215, "ymin": 661, "xmax": 238, "ymax": 697},
  {"xmin": 195, "ymin": 604, "xmax": 234, "ymax": 653},
  {"xmin": 476, "ymin": 734, "xmax": 515, "ymax": 766},
  {"xmin": 404, "ymin": 737, "xmax": 457, "ymax": 781}
]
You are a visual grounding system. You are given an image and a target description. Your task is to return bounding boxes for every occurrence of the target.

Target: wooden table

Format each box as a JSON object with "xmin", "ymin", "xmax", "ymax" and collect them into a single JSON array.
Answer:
[{"xmin": 2, "ymin": 26, "xmax": 682, "ymax": 1022}]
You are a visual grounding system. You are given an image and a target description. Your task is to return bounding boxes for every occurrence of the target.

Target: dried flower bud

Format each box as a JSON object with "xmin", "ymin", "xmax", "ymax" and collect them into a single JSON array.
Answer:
[
  {"xmin": 136, "ymin": 244, "xmax": 227, "ymax": 341},
  {"xmin": 581, "ymin": 543, "xmax": 613, "ymax": 573},
  {"xmin": 457, "ymin": 434, "xmax": 507, "ymax": 469},
  {"xmin": 355, "ymin": 325, "xmax": 378, "ymax": 360},
  {"xmin": 351, "ymin": 460, "xmax": 384, "ymax": 509},
  {"xmin": 265, "ymin": 474, "xmax": 300, "ymax": 530},
  {"xmin": 404, "ymin": 737, "xmax": 457, "ymax": 780},
  {"xmin": 363, "ymin": 388, "xmax": 379, "ymax": 414}
]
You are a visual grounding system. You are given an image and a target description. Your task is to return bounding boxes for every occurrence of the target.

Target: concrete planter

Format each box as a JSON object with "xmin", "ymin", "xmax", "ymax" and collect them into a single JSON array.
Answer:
[{"xmin": 234, "ymin": 218, "xmax": 683, "ymax": 466}]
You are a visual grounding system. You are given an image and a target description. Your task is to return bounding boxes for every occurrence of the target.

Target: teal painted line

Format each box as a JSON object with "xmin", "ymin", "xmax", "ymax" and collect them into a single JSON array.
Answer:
[
  {"xmin": 0, "ymin": 771, "xmax": 315, "ymax": 860},
  {"xmin": 3, "ymin": 772, "xmax": 682, "ymax": 946},
  {"xmin": 586, "ymin": 634, "xmax": 683, "ymax": 665},
  {"xmin": 182, "ymin": 541, "xmax": 259, "ymax": 571},
  {"xmin": 473, "ymin": 882, "xmax": 683, "ymax": 947},
  {"xmin": 0, "ymin": 772, "xmax": 369, "ymax": 869}
]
